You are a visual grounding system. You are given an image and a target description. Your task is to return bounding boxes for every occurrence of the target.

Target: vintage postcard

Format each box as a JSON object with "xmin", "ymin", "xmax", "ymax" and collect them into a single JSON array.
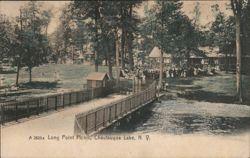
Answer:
[{"xmin": 0, "ymin": 0, "xmax": 249, "ymax": 158}]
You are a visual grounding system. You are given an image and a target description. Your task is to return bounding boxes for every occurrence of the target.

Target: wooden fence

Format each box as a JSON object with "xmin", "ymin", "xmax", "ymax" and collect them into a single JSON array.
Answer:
[
  {"xmin": 0, "ymin": 87, "xmax": 112, "ymax": 124},
  {"xmin": 74, "ymin": 82, "xmax": 156, "ymax": 135}
]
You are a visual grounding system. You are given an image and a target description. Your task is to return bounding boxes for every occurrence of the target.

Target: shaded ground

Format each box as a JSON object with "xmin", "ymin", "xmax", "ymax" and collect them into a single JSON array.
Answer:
[
  {"xmin": 165, "ymin": 73, "xmax": 250, "ymax": 105},
  {"xmin": 20, "ymin": 81, "xmax": 59, "ymax": 89}
]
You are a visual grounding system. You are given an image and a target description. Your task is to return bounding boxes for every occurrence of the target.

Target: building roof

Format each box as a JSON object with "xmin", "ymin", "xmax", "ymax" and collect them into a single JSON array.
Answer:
[
  {"xmin": 78, "ymin": 54, "xmax": 84, "ymax": 59},
  {"xmin": 199, "ymin": 46, "xmax": 219, "ymax": 53},
  {"xmin": 86, "ymin": 72, "xmax": 109, "ymax": 81},
  {"xmin": 198, "ymin": 46, "xmax": 225, "ymax": 58},
  {"xmin": 84, "ymin": 52, "xmax": 94, "ymax": 55},
  {"xmin": 149, "ymin": 47, "xmax": 171, "ymax": 58}
]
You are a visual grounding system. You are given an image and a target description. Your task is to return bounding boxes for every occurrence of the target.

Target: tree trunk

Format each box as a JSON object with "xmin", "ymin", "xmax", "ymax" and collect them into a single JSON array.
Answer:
[
  {"xmin": 16, "ymin": 63, "xmax": 20, "ymax": 86},
  {"xmin": 127, "ymin": 34, "xmax": 134, "ymax": 71},
  {"xmin": 127, "ymin": 4, "xmax": 134, "ymax": 71},
  {"xmin": 106, "ymin": 38, "xmax": 113, "ymax": 79},
  {"xmin": 121, "ymin": 7, "xmax": 126, "ymax": 70},
  {"xmin": 94, "ymin": 7, "xmax": 99, "ymax": 72},
  {"xmin": 159, "ymin": 48, "xmax": 163, "ymax": 89},
  {"xmin": 115, "ymin": 31, "xmax": 120, "ymax": 84},
  {"xmin": 159, "ymin": 0, "xmax": 164, "ymax": 89},
  {"xmin": 121, "ymin": 27, "xmax": 126, "ymax": 69},
  {"xmin": 186, "ymin": 49, "xmax": 191, "ymax": 67},
  {"xmin": 29, "ymin": 67, "xmax": 32, "ymax": 83},
  {"xmin": 229, "ymin": 49, "xmax": 232, "ymax": 71},
  {"xmin": 94, "ymin": 36, "xmax": 99, "ymax": 72},
  {"xmin": 225, "ymin": 51, "xmax": 229, "ymax": 73},
  {"xmin": 104, "ymin": 49, "xmax": 108, "ymax": 66},
  {"xmin": 236, "ymin": 16, "xmax": 242, "ymax": 102}
]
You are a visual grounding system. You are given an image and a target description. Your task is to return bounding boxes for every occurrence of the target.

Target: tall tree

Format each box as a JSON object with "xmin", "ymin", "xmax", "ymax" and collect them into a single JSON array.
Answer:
[
  {"xmin": 0, "ymin": 14, "xmax": 16, "ymax": 61},
  {"xmin": 0, "ymin": 13, "xmax": 22, "ymax": 85},
  {"xmin": 210, "ymin": 5, "xmax": 235, "ymax": 72},
  {"xmin": 18, "ymin": 1, "xmax": 52, "ymax": 82},
  {"xmin": 230, "ymin": 0, "xmax": 245, "ymax": 102},
  {"xmin": 71, "ymin": 1, "xmax": 141, "ymax": 77},
  {"xmin": 192, "ymin": 1, "xmax": 201, "ymax": 28},
  {"xmin": 120, "ymin": 1, "xmax": 141, "ymax": 70},
  {"xmin": 72, "ymin": 1, "xmax": 102, "ymax": 72},
  {"xmin": 241, "ymin": 0, "xmax": 250, "ymax": 58},
  {"xmin": 142, "ymin": 1, "xmax": 199, "ymax": 87}
]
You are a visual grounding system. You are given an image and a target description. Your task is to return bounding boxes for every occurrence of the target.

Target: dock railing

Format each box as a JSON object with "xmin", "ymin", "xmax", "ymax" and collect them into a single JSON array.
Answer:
[
  {"xmin": 0, "ymin": 86, "xmax": 113, "ymax": 125},
  {"xmin": 74, "ymin": 81, "xmax": 156, "ymax": 135}
]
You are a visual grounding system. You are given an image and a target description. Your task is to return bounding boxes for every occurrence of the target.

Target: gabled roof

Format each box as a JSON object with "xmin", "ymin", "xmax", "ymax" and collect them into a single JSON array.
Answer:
[
  {"xmin": 149, "ymin": 47, "xmax": 171, "ymax": 58},
  {"xmin": 78, "ymin": 54, "xmax": 84, "ymax": 59},
  {"xmin": 198, "ymin": 46, "xmax": 224, "ymax": 58},
  {"xmin": 198, "ymin": 46, "xmax": 219, "ymax": 53},
  {"xmin": 84, "ymin": 52, "xmax": 94, "ymax": 55},
  {"xmin": 86, "ymin": 72, "xmax": 109, "ymax": 81}
]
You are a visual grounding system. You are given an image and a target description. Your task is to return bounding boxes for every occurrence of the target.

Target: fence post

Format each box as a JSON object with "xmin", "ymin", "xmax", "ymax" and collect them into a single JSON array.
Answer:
[
  {"xmin": 103, "ymin": 108, "xmax": 105, "ymax": 126},
  {"xmin": 109, "ymin": 106, "xmax": 112, "ymax": 122},
  {"xmin": 81, "ymin": 91, "xmax": 84, "ymax": 102},
  {"xmin": 127, "ymin": 99, "xmax": 130, "ymax": 113},
  {"xmin": 69, "ymin": 93, "xmax": 72, "ymax": 106},
  {"xmin": 37, "ymin": 99, "xmax": 39, "ymax": 115},
  {"xmin": 62, "ymin": 94, "xmax": 65, "ymax": 108},
  {"xmin": 121, "ymin": 101, "xmax": 123, "ymax": 116},
  {"xmin": 85, "ymin": 115, "xmax": 88, "ymax": 134},
  {"xmin": 85, "ymin": 91, "xmax": 87, "ymax": 101},
  {"xmin": 140, "ymin": 93, "xmax": 142, "ymax": 105},
  {"xmin": 130, "ymin": 99, "xmax": 132, "ymax": 110},
  {"xmin": 115, "ymin": 104, "xmax": 117, "ymax": 119},
  {"xmin": 85, "ymin": 91, "xmax": 88, "ymax": 101},
  {"xmin": 92, "ymin": 88, "xmax": 94, "ymax": 99},
  {"xmin": 94, "ymin": 111, "xmax": 97, "ymax": 131},
  {"xmin": 55, "ymin": 96, "xmax": 57, "ymax": 110},
  {"xmin": 76, "ymin": 92, "xmax": 78, "ymax": 103},
  {"xmin": 27, "ymin": 101, "xmax": 30, "ymax": 118},
  {"xmin": 15, "ymin": 103, "xmax": 18, "ymax": 121},
  {"xmin": 1, "ymin": 105, "xmax": 5, "ymax": 125},
  {"xmin": 46, "ymin": 97, "xmax": 49, "ymax": 112}
]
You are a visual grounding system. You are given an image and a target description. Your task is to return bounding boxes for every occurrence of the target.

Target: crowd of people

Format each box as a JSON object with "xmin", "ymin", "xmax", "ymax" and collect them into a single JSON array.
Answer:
[
  {"xmin": 142, "ymin": 65, "xmax": 216, "ymax": 80},
  {"xmin": 120, "ymin": 64, "xmax": 217, "ymax": 83}
]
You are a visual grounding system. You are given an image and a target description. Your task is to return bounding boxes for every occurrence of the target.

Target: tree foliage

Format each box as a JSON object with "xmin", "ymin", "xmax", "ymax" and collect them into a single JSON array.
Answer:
[
  {"xmin": 0, "ymin": 14, "xmax": 16, "ymax": 60},
  {"xmin": 140, "ymin": 1, "xmax": 201, "ymax": 65},
  {"xmin": 17, "ymin": 1, "xmax": 52, "ymax": 82}
]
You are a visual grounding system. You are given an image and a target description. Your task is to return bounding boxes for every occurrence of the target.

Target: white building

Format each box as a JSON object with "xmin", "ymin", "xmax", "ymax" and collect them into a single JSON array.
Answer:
[{"xmin": 148, "ymin": 47, "xmax": 172, "ymax": 65}]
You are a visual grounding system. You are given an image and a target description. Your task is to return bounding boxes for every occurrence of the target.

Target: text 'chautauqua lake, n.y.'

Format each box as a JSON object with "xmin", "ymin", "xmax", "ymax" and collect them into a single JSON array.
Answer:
[{"xmin": 28, "ymin": 134, "xmax": 151, "ymax": 141}]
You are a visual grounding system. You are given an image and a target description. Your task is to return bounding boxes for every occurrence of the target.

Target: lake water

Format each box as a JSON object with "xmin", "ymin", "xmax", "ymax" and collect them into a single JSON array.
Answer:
[{"xmin": 103, "ymin": 99, "xmax": 250, "ymax": 135}]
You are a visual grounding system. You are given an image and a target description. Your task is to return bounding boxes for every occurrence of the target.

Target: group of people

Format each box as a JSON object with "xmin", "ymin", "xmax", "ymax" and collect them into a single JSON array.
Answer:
[
  {"xmin": 142, "ymin": 65, "xmax": 216, "ymax": 80},
  {"xmin": 120, "ymin": 64, "xmax": 217, "ymax": 82}
]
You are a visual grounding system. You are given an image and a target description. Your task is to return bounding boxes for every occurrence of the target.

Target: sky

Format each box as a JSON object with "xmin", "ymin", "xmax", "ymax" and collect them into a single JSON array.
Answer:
[{"xmin": 0, "ymin": 1, "xmax": 232, "ymax": 34}]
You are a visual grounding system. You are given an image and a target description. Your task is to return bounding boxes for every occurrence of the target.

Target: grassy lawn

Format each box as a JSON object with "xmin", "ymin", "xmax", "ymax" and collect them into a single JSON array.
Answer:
[
  {"xmin": 0, "ymin": 64, "xmax": 110, "ymax": 102},
  {"xmin": 165, "ymin": 72, "xmax": 250, "ymax": 105},
  {"xmin": 2, "ymin": 64, "xmax": 109, "ymax": 90}
]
